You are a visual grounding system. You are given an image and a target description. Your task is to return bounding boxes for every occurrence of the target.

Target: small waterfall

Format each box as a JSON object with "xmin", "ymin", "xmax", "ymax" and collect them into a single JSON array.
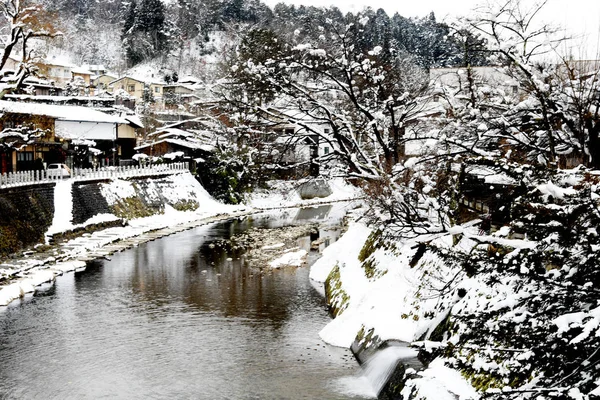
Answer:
[
  {"xmin": 335, "ymin": 345, "xmax": 420, "ymax": 398},
  {"xmin": 362, "ymin": 346, "xmax": 418, "ymax": 396}
]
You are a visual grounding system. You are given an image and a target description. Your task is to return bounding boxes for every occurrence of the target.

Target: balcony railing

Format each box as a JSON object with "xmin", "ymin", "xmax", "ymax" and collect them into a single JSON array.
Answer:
[{"xmin": 0, "ymin": 162, "xmax": 189, "ymax": 189}]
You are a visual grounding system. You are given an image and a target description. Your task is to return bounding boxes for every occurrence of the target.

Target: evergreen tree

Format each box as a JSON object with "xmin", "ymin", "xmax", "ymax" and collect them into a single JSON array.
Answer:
[
  {"xmin": 138, "ymin": 0, "xmax": 168, "ymax": 53},
  {"xmin": 121, "ymin": 0, "xmax": 170, "ymax": 66},
  {"xmin": 222, "ymin": 0, "xmax": 244, "ymax": 23},
  {"xmin": 122, "ymin": 0, "xmax": 136, "ymax": 37}
]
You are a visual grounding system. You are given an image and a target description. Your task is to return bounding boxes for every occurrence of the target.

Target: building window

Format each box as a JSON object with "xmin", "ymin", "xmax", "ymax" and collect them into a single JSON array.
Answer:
[
  {"xmin": 17, "ymin": 152, "xmax": 33, "ymax": 162},
  {"xmin": 324, "ymin": 146, "xmax": 330, "ymax": 155},
  {"xmin": 128, "ymin": 85, "xmax": 135, "ymax": 92},
  {"xmin": 3, "ymin": 120, "xmax": 16, "ymax": 129},
  {"xmin": 324, "ymin": 129, "xmax": 330, "ymax": 134},
  {"xmin": 17, "ymin": 151, "xmax": 34, "ymax": 170},
  {"xmin": 154, "ymin": 86, "xmax": 160, "ymax": 93}
]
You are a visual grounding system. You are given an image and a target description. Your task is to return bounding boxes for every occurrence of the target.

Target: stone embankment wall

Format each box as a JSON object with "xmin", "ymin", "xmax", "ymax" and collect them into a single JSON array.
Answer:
[
  {"xmin": 0, "ymin": 173, "xmax": 202, "ymax": 260},
  {"xmin": 0, "ymin": 184, "xmax": 55, "ymax": 259}
]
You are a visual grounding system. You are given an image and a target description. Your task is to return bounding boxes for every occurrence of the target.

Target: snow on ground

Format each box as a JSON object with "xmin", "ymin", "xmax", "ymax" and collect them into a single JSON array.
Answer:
[
  {"xmin": 248, "ymin": 178, "xmax": 361, "ymax": 209},
  {"xmin": 310, "ymin": 220, "xmax": 482, "ymax": 397},
  {"xmin": 99, "ymin": 179, "xmax": 136, "ymax": 205},
  {"xmin": 269, "ymin": 249, "xmax": 307, "ymax": 268},
  {"xmin": 401, "ymin": 358, "xmax": 480, "ymax": 400},
  {"xmin": 310, "ymin": 222, "xmax": 453, "ymax": 347},
  {"xmin": 45, "ymin": 180, "xmax": 74, "ymax": 240},
  {"xmin": 0, "ymin": 261, "xmax": 86, "ymax": 306}
]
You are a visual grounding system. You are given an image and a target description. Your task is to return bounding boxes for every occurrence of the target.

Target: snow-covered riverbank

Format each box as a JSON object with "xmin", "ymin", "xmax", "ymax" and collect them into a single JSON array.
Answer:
[
  {"xmin": 0, "ymin": 174, "xmax": 360, "ymax": 307},
  {"xmin": 309, "ymin": 221, "xmax": 481, "ymax": 399}
]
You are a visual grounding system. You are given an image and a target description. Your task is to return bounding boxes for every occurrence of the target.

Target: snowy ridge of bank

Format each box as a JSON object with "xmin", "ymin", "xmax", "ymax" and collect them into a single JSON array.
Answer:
[
  {"xmin": 310, "ymin": 221, "xmax": 481, "ymax": 399},
  {"xmin": 248, "ymin": 178, "xmax": 362, "ymax": 209},
  {"xmin": 0, "ymin": 172, "xmax": 244, "ymax": 306}
]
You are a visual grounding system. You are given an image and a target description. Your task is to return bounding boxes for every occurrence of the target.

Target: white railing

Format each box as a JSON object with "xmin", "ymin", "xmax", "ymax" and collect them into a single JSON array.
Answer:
[{"xmin": 0, "ymin": 162, "xmax": 189, "ymax": 189}]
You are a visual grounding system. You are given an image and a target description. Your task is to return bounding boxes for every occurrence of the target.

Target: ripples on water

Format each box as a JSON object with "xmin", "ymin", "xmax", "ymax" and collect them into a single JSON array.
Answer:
[{"xmin": 0, "ymin": 205, "xmax": 372, "ymax": 399}]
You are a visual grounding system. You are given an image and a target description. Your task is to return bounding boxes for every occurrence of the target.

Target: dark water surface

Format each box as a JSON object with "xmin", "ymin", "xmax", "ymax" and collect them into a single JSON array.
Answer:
[{"xmin": 0, "ymin": 206, "xmax": 368, "ymax": 399}]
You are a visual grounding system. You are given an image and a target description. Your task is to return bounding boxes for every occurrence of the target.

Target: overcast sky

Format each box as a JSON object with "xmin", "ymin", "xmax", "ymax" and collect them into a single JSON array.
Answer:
[{"xmin": 262, "ymin": 0, "xmax": 600, "ymax": 58}]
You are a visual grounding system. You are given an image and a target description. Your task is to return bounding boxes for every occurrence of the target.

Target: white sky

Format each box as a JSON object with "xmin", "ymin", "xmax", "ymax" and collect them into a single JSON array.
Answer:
[{"xmin": 263, "ymin": 0, "xmax": 600, "ymax": 58}]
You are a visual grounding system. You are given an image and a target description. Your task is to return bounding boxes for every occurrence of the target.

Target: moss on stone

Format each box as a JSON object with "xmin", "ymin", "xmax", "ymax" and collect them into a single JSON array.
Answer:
[
  {"xmin": 462, "ymin": 370, "xmax": 504, "ymax": 392},
  {"xmin": 358, "ymin": 230, "xmax": 390, "ymax": 280},
  {"xmin": 110, "ymin": 196, "xmax": 158, "ymax": 219},
  {"xmin": 428, "ymin": 313, "xmax": 453, "ymax": 342},
  {"xmin": 325, "ymin": 264, "xmax": 351, "ymax": 317},
  {"xmin": 171, "ymin": 200, "xmax": 199, "ymax": 212},
  {"xmin": 358, "ymin": 230, "xmax": 382, "ymax": 262}
]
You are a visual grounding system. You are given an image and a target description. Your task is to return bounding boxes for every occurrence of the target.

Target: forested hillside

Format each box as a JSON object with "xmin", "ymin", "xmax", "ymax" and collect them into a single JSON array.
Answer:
[{"xmin": 38, "ymin": 0, "xmax": 488, "ymax": 79}]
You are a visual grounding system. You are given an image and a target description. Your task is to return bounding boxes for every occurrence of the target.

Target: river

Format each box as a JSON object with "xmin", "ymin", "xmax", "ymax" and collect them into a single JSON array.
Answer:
[{"xmin": 0, "ymin": 205, "xmax": 371, "ymax": 399}]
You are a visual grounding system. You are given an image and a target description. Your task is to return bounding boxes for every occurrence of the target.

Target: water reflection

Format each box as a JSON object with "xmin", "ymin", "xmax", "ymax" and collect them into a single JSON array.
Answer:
[{"xmin": 0, "ymin": 204, "xmax": 367, "ymax": 399}]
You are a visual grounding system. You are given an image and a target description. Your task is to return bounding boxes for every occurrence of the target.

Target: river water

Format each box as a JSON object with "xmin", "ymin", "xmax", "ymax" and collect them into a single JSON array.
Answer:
[{"xmin": 0, "ymin": 205, "xmax": 371, "ymax": 399}]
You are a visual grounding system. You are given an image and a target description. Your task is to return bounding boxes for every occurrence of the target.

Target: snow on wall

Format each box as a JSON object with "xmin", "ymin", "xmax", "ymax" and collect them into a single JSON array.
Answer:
[{"xmin": 311, "ymin": 223, "xmax": 458, "ymax": 347}]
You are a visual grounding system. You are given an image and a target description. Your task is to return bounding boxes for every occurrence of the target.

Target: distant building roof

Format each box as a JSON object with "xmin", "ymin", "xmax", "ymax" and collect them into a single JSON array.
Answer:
[
  {"xmin": 0, "ymin": 100, "xmax": 127, "ymax": 124},
  {"xmin": 108, "ymin": 75, "xmax": 166, "ymax": 86},
  {"xmin": 71, "ymin": 67, "xmax": 93, "ymax": 75},
  {"xmin": 134, "ymin": 138, "xmax": 214, "ymax": 152}
]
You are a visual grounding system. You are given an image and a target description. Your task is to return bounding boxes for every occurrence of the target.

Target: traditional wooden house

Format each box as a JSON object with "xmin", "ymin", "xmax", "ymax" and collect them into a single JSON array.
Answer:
[
  {"xmin": 92, "ymin": 74, "xmax": 118, "ymax": 94},
  {"xmin": 0, "ymin": 104, "xmax": 58, "ymax": 173},
  {"xmin": 35, "ymin": 58, "xmax": 74, "ymax": 86},
  {"xmin": 162, "ymin": 84, "xmax": 201, "ymax": 108},
  {"xmin": 0, "ymin": 100, "xmax": 135, "ymax": 172},
  {"xmin": 134, "ymin": 127, "xmax": 215, "ymax": 160},
  {"xmin": 71, "ymin": 67, "xmax": 93, "ymax": 86},
  {"xmin": 108, "ymin": 76, "xmax": 165, "ymax": 103}
]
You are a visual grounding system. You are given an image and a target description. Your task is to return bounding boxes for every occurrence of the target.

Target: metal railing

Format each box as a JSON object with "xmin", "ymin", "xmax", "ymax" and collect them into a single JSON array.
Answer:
[{"xmin": 0, "ymin": 162, "xmax": 189, "ymax": 189}]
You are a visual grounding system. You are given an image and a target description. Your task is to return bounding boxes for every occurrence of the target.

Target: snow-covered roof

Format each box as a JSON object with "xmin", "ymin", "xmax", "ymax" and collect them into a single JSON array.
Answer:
[
  {"xmin": 40, "ymin": 55, "xmax": 75, "ymax": 68},
  {"xmin": 0, "ymin": 100, "xmax": 127, "ymax": 124},
  {"xmin": 134, "ymin": 138, "xmax": 215, "ymax": 152},
  {"xmin": 177, "ymin": 75, "xmax": 203, "ymax": 84},
  {"xmin": 153, "ymin": 128, "xmax": 193, "ymax": 138},
  {"xmin": 83, "ymin": 64, "xmax": 106, "ymax": 72},
  {"xmin": 163, "ymin": 83, "xmax": 198, "ymax": 92},
  {"xmin": 109, "ymin": 75, "xmax": 166, "ymax": 86},
  {"xmin": 4, "ymin": 94, "xmax": 114, "ymax": 103},
  {"xmin": 465, "ymin": 166, "xmax": 517, "ymax": 185},
  {"xmin": 122, "ymin": 114, "xmax": 144, "ymax": 128},
  {"xmin": 71, "ymin": 67, "xmax": 93, "ymax": 75}
]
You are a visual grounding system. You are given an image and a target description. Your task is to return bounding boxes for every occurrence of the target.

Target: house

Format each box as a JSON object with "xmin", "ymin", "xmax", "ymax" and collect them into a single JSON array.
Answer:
[
  {"xmin": 163, "ymin": 84, "xmax": 200, "ymax": 107},
  {"xmin": 134, "ymin": 127, "xmax": 215, "ymax": 160},
  {"xmin": 430, "ymin": 66, "xmax": 520, "ymax": 100},
  {"xmin": 108, "ymin": 76, "xmax": 165, "ymax": 102},
  {"xmin": 92, "ymin": 74, "xmax": 118, "ymax": 94},
  {"xmin": 2, "ymin": 55, "xmax": 20, "ymax": 71},
  {"xmin": 0, "ymin": 100, "xmax": 135, "ymax": 171},
  {"xmin": 0, "ymin": 73, "xmax": 62, "ymax": 96},
  {"xmin": 0, "ymin": 103, "xmax": 58, "ymax": 173},
  {"xmin": 35, "ymin": 58, "xmax": 74, "ymax": 86},
  {"xmin": 117, "ymin": 113, "xmax": 144, "ymax": 160},
  {"xmin": 83, "ymin": 65, "xmax": 108, "ymax": 76},
  {"xmin": 264, "ymin": 108, "xmax": 341, "ymax": 175},
  {"xmin": 71, "ymin": 67, "xmax": 93, "ymax": 86}
]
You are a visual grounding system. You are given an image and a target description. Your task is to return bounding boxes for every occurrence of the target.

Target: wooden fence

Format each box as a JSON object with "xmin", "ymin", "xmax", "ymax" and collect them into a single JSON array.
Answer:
[{"xmin": 0, "ymin": 162, "xmax": 189, "ymax": 189}]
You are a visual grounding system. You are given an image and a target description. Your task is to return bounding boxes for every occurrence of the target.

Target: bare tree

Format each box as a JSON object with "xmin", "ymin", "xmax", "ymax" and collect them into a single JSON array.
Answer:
[
  {"xmin": 0, "ymin": 0, "xmax": 62, "ymax": 98},
  {"xmin": 220, "ymin": 15, "xmax": 432, "ymax": 181}
]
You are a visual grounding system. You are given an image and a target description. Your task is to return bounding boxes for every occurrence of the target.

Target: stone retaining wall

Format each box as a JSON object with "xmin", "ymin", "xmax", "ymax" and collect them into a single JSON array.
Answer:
[
  {"xmin": 72, "ymin": 181, "xmax": 112, "ymax": 225},
  {"xmin": 0, "ymin": 184, "xmax": 55, "ymax": 258},
  {"xmin": 0, "ymin": 172, "xmax": 200, "ymax": 261}
]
